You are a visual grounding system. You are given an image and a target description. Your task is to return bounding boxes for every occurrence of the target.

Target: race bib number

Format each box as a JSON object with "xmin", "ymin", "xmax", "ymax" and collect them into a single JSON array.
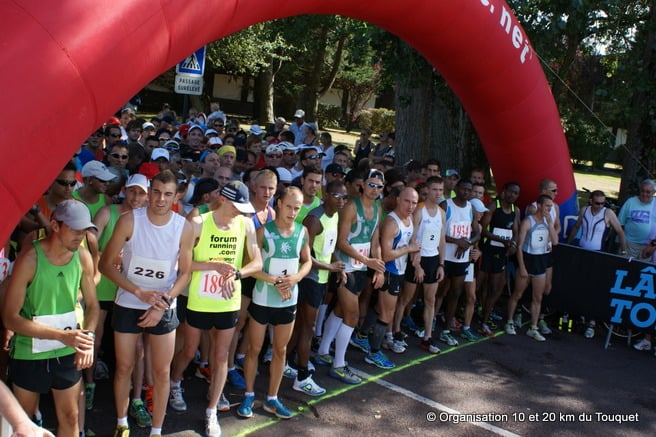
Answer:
[
  {"xmin": 198, "ymin": 271, "xmax": 228, "ymax": 300},
  {"xmin": 0, "ymin": 257, "xmax": 10, "ymax": 282},
  {"xmin": 32, "ymin": 311, "xmax": 78, "ymax": 354},
  {"xmin": 491, "ymin": 228, "xmax": 513, "ymax": 247},
  {"xmin": 530, "ymin": 229, "xmax": 549, "ymax": 252},
  {"xmin": 449, "ymin": 221, "xmax": 471, "ymax": 239},
  {"xmin": 421, "ymin": 230, "xmax": 438, "ymax": 252},
  {"xmin": 127, "ymin": 255, "xmax": 170, "ymax": 289},
  {"xmin": 351, "ymin": 242, "xmax": 371, "ymax": 268},
  {"xmin": 269, "ymin": 257, "xmax": 299, "ymax": 276},
  {"xmin": 321, "ymin": 229, "xmax": 338, "ymax": 257}
]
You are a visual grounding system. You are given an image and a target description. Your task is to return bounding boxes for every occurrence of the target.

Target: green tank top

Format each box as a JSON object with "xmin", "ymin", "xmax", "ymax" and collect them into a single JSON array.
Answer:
[
  {"xmin": 253, "ymin": 221, "xmax": 306, "ymax": 308},
  {"xmin": 296, "ymin": 196, "xmax": 321, "ymax": 224},
  {"xmin": 338, "ymin": 197, "xmax": 379, "ymax": 272},
  {"xmin": 11, "ymin": 241, "xmax": 81, "ymax": 360},
  {"xmin": 72, "ymin": 191, "xmax": 107, "ymax": 219},
  {"xmin": 307, "ymin": 206, "xmax": 339, "ymax": 284},
  {"xmin": 188, "ymin": 212, "xmax": 247, "ymax": 313},
  {"xmin": 96, "ymin": 205, "xmax": 120, "ymax": 302}
]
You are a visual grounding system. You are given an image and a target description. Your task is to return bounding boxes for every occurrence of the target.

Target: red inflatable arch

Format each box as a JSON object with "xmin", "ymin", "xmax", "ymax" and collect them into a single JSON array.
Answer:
[{"xmin": 0, "ymin": 0, "xmax": 575, "ymax": 246}]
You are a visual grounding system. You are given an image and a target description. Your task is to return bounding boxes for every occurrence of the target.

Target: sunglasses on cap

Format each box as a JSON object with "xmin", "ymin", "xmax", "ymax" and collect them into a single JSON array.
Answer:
[
  {"xmin": 55, "ymin": 179, "xmax": 77, "ymax": 187},
  {"xmin": 367, "ymin": 169, "xmax": 385, "ymax": 182}
]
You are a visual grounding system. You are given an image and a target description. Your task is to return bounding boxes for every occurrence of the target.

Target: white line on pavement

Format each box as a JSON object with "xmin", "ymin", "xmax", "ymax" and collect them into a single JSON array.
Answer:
[{"xmin": 351, "ymin": 367, "xmax": 523, "ymax": 437}]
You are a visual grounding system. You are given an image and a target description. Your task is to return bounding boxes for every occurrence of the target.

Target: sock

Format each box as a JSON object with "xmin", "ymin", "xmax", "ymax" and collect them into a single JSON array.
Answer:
[
  {"xmin": 150, "ymin": 428, "xmax": 162, "ymax": 436},
  {"xmin": 131, "ymin": 398, "xmax": 141, "ymax": 405},
  {"xmin": 199, "ymin": 361, "xmax": 208, "ymax": 368},
  {"xmin": 463, "ymin": 326, "xmax": 470, "ymax": 331},
  {"xmin": 236, "ymin": 353, "xmax": 245, "ymax": 360},
  {"xmin": 315, "ymin": 304, "xmax": 328, "ymax": 336},
  {"xmin": 171, "ymin": 380, "xmax": 181, "ymax": 389},
  {"xmin": 117, "ymin": 417, "xmax": 128, "ymax": 427},
  {"xmin": 297, "ymin": 366, "xmax": 309, "ymax": 382},
  {"xmin": 245, "ymin": 391, "xmax": 255, "ymax": 397},
  {"xmin": 267, "ymin": 395, "xmax": 277, "ymax": 401},
  {"xmin": 385, "ymin": 331, "xmax": 393, "ymax": 341},
  {"xmin": 333, "ymin": 323, "xmax": 354, "ymax": 368},
  {"xmin": 227, "ymin": 366, "xmax": 236, "ymax": 372},
  {"xmin": 206, "ymin": 407, "xmax": 215, "ymax": 417},
  {"xmin": 318, "ymin": 312, "xmax": 342, "ymax": 355},
  {"xmin": 369, "ymin": 319, "xmax": 388, "ymax": 353}
]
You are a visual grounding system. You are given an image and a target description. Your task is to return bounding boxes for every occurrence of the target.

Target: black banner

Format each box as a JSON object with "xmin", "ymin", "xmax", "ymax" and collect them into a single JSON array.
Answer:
[{"xmin": 549, "ymin": 244, "xmax": 656, "ymax": 331}]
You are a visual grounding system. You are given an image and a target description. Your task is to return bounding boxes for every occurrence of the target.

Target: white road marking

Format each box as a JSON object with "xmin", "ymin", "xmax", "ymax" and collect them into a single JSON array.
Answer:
[{"xmin": 351, "ymin": 367, "xmax": 523, "ymax": 437}]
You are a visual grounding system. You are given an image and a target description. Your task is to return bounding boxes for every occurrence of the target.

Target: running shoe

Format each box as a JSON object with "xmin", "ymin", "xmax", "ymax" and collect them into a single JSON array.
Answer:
[
  {"xmin": 144, "ymin": 385, "xmax": 153, "ymax": 413},
  {"xmin": 402, "ymin": 315, "xmax": 419, "ymax": 332},
  {"xmin": 448, "ymin": 318, "xmax": 462, "ymax": 332},
  {"xmin": 129, "ymin": 399, "xmax": 152, "ymax": 428},
  {"xmin": 526, "ymin": 327, "xmax": 546, "ymax": 342},
  {"xmin": 439, "ymin": 330, "xmax": 459, "ymax": 346},
  {"xmin": 364, "ymin": 350, "xmax": 395, "ymax": 369},
  {"xmin": 237, "ymin": 394, "xmax": 255, "ymax": 418},
  {"xmin": 505, "ymin": 322, "xmax": 516, "ymax": 335},
  {"xmin": 383, "ymin": 338, "xmax": 406, "ymax": 354},
  {"xmin": 205, "ymin": 411, "xmax": 221, "ymax": 437},
  {"xmin": 263, "ymin": 398, "xmax": 293, "ymax": 419},
  {"xmin": 538, "ymin": 319, "xmax": 552, "ymax": 335},
  {"xmin": 218, "ymin": 393, "xmax": 231, "ymax": 412},
  {"xmin": 584, "ymin": 321, "xmax": 596, "ymax": 339},
  {"xmin": 263, "ymin": 345, "xmax": 273, "ymax": 364},
  {"xmin": 634, "ymin": 338, "xmax": 652, "ymax": 351},
  {"xmin": 293, "ymin": 376, "xmax": 327, "ymax": 396},
  {"xmin": 460, "ymin": 328, "xmax": 479, "ymax": 342},
  {"xmin": 489, "ymin": 310, "xmax": 504, "ymax": 322},
  {"xmin": 415, "ymin": 328, "xmax": 426, "ymax": 339},
  {"xmin": 169, "ymin": 386, "xmax": 187, "ymax": 412},
  {"xmin": 85, "ymin": 383, "xmax": 95, "ymax": 411},
  {"xmin": 227, "ymin": 368, "xmax": 246, "ymax": 389},
  {"xmin": 479, "ymin": 324, "xmax": 496, "ymax": 338},
  {"xmin": 312, "ymin": 353, "xmax": 333, "ymax": 366},
  {"xmin": 329, "ymin": 365, "xmax": 362, "ymax": 384},
  {"xmin": 420, "ymin": 339, "xmax": 441, "ymax": 354},
  {"xmin": 514, "ymin": 312, "xmax": 523, "ymax": 327},
  {"xmin": 282, "ymin": 363, "xmax": 298, "ymax": 379},
  {"xmin": 113, "ymin": 425, "xmax": 129, "ymax": 437},
  {"xmin": 349, "ymin": 334, "xmax": 371, "ymax": 353},
  {"xmin": 195, "ymin": 365, "xmax": 211, "ymax": 383}
]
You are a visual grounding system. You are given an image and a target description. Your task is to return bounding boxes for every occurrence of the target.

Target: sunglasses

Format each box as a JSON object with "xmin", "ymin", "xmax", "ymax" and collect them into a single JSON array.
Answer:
[
  {"xmin": 92, "ymin": 132, "xmax": 104, "ymax": 138},
  {"xmin": 331, "ymin": 172, "xmax": 344, "ymax": 178},
  {"xmin": 109, "ymin": 133, "xmax": 122, "ymax": 138},
  {"xmin": 594, "ymin": 201, "xmax": 605, "ymax": 206},
  {"xmin": 550, "ymin": 188, "xmax": 558, "ymax": 193},
  {"xmin": 55, "ymin": 179, "xmax": 77, "ymax": 187},
  {"xmin": 158, "ymin": 138, "xmax": 170, "ymax": 142},
  {"xmin": 110, "ymin": 153, "xmax": 129, "ymax": 160},
  {"xmin": 367, "ymin": 182, "xmax": 384, "ymax": 190},
  {"xmin": 329, "ymin": 192, "xmax": 348, "ymax": 199},
  {"xmin": 305, "ymin": 154, "xmax": 319, "ymax": 160}
]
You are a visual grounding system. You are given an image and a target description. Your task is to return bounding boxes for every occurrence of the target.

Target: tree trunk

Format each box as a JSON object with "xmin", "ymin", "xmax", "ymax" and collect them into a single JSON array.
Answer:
[
  {"xmin": 394, "ymin": 65, "xmax": 432, "ymax": 166},
  {"xmin": 619, "ymin": 1, "xmax": 656, "ymax": 203},
  {"xmin": 253, "ymin": 63, "xmax": 274, "ymax": 124}
]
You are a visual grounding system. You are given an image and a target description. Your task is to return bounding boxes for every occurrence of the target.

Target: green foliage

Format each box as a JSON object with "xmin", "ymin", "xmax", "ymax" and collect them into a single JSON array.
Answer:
[
  {"xmin": 357, "ymin": 108, "xmax": 395, "ymax": 133},
  {"xmin": 317, "ymin": 104, "xmax": 342, "ymax": 128}
]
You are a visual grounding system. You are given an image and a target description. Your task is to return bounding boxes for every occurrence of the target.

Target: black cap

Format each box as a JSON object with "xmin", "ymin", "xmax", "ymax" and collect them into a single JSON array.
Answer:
[{"xmin": 326, "ymin": 163, "xmax": 345, "ymax": 175}]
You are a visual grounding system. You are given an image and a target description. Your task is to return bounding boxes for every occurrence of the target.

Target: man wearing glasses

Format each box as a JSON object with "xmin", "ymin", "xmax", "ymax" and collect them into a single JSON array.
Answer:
[
  {"xmin": 618, "ymin": 179, "xmax": 656, "ymax": 258},
  {"xmin": 73, "ymin": 161, "xmax": 115, "ymax": 219},
  {"xmin": 290, "ymin": 147, "xmax": 323, "ymax": 180},
  {"xmin": 317, "ymin": 169, "xmax": 386, "ymax": 384},
  {"xmin": 105, "ymin": 124, "xmax": 124, "ymax": 148}
]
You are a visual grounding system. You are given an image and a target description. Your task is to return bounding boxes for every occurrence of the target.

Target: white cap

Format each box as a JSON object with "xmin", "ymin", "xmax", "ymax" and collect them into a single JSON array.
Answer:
[
  {"xmin": 277, "ymin": 167, "xmax": 292, "ymax": 183},
  {"xmin": 142, "ymin": 122, "xmax": 155, "ymax": 130},
  {"xmin": 81, "ymin": 161, "xmax": 116, "ymax": 181},
  {"xmin": 208, "ymin": 137, "xmax": 223, "ymax": 147},
  {"xmin": 294, "ymin": 109, "xmax": 305, "ymax": 118},
  {"xmin": 151, "ymin": 149, "xmax": 170, "ymax": 161},
  {"xmin": 469, "ymin": 198, "xmax": 489, "ymax": 213},
  {"xmin": 125, "ymin": 174, "xmax": 149, "ymax": 192},
  {"xmin": 250, "ymin": 125, "xmax": 264, "ymax": 136}
]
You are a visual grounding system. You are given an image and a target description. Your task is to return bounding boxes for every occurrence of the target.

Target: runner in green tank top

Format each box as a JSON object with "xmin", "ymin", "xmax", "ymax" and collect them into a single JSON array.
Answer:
[
  {"xmin": 239, "ymin": 187, "xmax": 312, "ymax": 420},
  {"xmin": 3, "ymin": 199, "xmax": 99, "ymax": 437}
]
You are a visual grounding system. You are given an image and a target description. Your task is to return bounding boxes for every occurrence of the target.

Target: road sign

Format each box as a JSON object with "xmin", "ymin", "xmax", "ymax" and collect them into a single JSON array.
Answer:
[
  {"xmin": 174, "ymin": 74, "xmax": 204, "ymax": 95},
  {"xmin": 176, "ymin": 46, "xmax": 206, "ymax": 75}
]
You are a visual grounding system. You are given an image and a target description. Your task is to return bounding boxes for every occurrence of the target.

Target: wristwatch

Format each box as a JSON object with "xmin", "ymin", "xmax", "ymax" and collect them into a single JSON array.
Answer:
[
  {"xmin": 84, "ymin": 330, "xmax": 96, "ymax": 339},
  {"xmin": 234, "ymin": 270, "xmax": 242, "ymax": 280}
]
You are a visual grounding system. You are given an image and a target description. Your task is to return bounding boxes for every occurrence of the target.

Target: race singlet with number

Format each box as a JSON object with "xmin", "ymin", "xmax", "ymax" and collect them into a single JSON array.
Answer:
[
  {"xmin": 126, "ymin": 255, "xmax": 170, "ymax": 290},
  {"xmin": 491, "ymin": 228, "xmax": 513, "ymax": 247},
  {"xmin": 31, "ymin": 311, "xmax": 78, "ymax": 354}
]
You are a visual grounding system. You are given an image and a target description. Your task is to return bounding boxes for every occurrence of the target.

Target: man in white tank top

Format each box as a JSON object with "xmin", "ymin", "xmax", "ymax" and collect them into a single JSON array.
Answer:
[
  {"xmin": 567, "ymin": 190, "xmax": 627, "ymax": 254},
  {"xmin": 393, "ymin": 176, "xmax": 446, "ymax": 354},
  {"xmin": 99, "ymin": 170, "xmax": 194, "ymax": 437}
]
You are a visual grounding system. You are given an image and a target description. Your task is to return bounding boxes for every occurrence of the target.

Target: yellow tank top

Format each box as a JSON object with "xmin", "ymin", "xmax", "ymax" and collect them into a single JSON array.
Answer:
[{"xmin": 187, "ymin": 212, "xmax": 246, "ymax": 312}]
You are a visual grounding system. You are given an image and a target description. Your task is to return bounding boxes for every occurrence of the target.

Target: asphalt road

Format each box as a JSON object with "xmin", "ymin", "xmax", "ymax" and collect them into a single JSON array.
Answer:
[{"xmin": 37, "ymin": 315, "xmax": 656, "ymax": 437}]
